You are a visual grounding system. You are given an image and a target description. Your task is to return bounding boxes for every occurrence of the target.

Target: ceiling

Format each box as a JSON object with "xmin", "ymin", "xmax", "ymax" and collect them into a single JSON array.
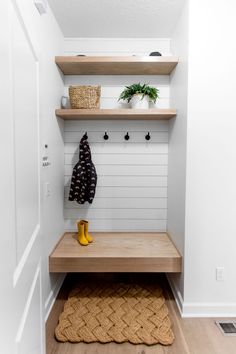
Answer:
[{"xmin": 48, "ymin": 0, "xmax": 185, "ymax": 38}]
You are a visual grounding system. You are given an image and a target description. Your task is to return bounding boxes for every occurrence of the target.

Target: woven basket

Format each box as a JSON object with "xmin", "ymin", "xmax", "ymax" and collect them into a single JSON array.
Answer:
[{"xmin": 69, "ymin": 86, "xmax": 101, "ymax": 109}]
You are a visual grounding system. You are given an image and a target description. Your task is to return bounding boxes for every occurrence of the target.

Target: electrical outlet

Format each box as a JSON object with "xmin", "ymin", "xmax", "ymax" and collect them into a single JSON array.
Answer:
[{"xmin": 216, "ymin": 267, "xmax": 224, "ymax": 281}]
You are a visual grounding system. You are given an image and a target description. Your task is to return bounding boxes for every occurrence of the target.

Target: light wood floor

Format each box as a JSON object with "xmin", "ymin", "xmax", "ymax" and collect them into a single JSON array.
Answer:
[{"xmin": 46, "ymin": 274, "xmax": 236, "ymax": 354}]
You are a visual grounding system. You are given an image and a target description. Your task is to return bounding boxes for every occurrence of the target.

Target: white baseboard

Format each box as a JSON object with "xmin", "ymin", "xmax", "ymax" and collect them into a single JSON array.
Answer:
[
  {"xmin": 44, "ymin": 274, "xmax": 66, "ymax": 321},
  {"xmin": 182, "ymin": 303, "xmax": 236, "ymax": 318},
  {"xmin": 166, "ymin": 274, "xmax": 184, "ymax": 315},
  {"xmin": 167, "ymin": 275, "xmax": 236, "ymax": 318}
]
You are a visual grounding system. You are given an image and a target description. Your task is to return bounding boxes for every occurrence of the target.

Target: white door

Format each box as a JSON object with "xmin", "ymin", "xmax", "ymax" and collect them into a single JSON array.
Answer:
[{"xmin": 1, "ymin": 1, "xmax": 43, "ymax": 353}]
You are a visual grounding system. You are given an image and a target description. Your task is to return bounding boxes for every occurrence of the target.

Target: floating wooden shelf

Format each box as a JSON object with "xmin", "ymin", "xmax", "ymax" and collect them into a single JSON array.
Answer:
[
  {"xmin": 49, "ymin": 232, "xmax": 182, "ymax": 273},
  {"xmin": 55, "ymin": 56, "xmax": 178, "ymax": 75},
  {"xmin": 56, "ymin": 108, "xmax": 177, "ymax": 120}
]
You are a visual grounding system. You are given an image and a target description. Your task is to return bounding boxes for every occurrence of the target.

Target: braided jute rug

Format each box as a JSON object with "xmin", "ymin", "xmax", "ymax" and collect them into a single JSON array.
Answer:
[{"xmin": 55, "ymin": 283, "xmax": 174, "ymax": 345}]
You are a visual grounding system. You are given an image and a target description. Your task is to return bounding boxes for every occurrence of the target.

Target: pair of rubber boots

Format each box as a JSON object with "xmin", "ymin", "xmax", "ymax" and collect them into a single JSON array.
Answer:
[{"xmin": 77, "ymin": 220, "xmax": 93, "ymax": 246}]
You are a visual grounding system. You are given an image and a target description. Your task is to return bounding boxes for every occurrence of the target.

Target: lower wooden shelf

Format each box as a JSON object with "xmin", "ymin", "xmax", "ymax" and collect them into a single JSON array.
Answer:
[
  {"xmin": 55, "ymin": 108, "xmax": 177, "ymax": 120},
  {"xmin": 49, "ymin": 232, "xmax": 182, "ymax": 273}
]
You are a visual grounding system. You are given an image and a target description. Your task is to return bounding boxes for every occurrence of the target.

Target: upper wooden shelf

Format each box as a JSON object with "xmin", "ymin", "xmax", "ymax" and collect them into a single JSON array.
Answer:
[
  {"xmin": 49, "ymin": 232, "xmax": 182, "ymax": 273},
  {"xmin": 56, "ymin": 108, "xmax": 176, "ymax": 120},
  {"xmin": 55, "ymin": 56, "xmax": 178, "ymax": 75}
]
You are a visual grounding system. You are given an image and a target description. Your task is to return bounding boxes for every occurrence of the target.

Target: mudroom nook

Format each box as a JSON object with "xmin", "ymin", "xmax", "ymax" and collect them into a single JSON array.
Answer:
[
  {"xmin": 2, "ymin": 0, "xmax": 236, "ymax": 353},
  {"xmin": 49, "ymin": 53, "xmax": 181, "ymax": 275}
]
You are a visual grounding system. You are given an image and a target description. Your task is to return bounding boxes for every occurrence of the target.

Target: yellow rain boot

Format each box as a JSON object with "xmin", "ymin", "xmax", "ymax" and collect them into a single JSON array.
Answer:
[
  {"xmin": 77, "ymin": 220, "xmax": 88, "ymax": 246},
  {"xmin": 82, "ymin": 220, "xmax": 93, "ymax": 243}
]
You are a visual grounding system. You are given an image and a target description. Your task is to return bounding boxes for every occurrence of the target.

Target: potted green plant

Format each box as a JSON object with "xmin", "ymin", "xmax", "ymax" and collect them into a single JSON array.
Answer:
[{"xmin": 118, "ymin": 83, "xmax": 159, "ymax": 109}]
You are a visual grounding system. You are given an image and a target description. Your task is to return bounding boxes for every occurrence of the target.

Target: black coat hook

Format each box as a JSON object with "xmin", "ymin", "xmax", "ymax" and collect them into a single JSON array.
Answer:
[
  {"xmin": 84, "ymin": 132, "xmax": 88, "ymax": 139},
  {"xmin": 124, "ymin": 132, "xmax": 130, "ymax": 140},
  {"xmin": 145, "ymin": 132, "xmax": 151, "ymax": 141},
  {"xmin": 103, "ymin": 132, "xmax": 109, "ymax": 140}
]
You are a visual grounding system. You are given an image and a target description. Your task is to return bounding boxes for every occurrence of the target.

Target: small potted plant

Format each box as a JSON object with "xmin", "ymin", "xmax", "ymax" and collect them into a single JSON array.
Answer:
[{"xmin": 118, "ymin": 83, "xmax": 159, "ymax": 109}]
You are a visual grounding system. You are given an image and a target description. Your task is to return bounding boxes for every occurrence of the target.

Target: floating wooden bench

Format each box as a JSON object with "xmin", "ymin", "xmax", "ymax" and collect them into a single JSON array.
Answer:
[{"xmin": 49, "ymin": 232, "xmax": 182, "ymax": 273}]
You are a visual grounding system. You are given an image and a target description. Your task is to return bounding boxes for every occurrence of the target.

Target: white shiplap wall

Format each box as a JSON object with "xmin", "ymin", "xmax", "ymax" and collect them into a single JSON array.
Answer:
[{"xmin": 64, "ymin": 38, "xmax": 171, "ymax": 232}]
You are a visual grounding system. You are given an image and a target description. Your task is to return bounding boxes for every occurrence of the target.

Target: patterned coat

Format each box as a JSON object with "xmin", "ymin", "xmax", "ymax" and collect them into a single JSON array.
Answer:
[{"xmin": 68, "ymin": 134, "xmax": 97, "ymax": 204}]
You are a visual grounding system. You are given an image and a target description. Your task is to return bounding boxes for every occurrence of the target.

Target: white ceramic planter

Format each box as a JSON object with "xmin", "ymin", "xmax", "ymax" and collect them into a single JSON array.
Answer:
[{"xmin": 130, "ymin": 94, "xmax": 149, "ymax": 109}]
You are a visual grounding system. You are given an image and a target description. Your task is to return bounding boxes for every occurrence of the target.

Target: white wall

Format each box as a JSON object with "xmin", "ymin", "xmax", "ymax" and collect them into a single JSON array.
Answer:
[
  {"xmin": 168, "ymin": 0, "xmax": 188, "ymax": 305},
  {"xmin": 63, "ymin": 38, "xmax": 171, "ymax": 232},
  {"xmin": 169, "ymin": 0, "xmax": 236, "ymax": 317},
  {"xmin": 64, "ymin": 37, "xmax": 171, "ymax": 56},
  {"xmin": 183, "ymin": 0, "xmax": 236, "ymax": 316},
  {"xmin": 1, "ymin": 0, "xmax": 64, "ymax": 353}
]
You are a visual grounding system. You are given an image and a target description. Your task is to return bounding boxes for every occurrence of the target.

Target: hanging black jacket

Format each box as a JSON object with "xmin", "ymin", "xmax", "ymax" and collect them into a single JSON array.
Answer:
[{"xmin": 68, "ymin": 134, "xmax": 97, "ymax": 204}]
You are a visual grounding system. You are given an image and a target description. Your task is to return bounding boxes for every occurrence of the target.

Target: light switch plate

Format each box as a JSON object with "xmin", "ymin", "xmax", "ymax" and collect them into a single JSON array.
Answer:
[{"xmin": 44, "ymin": 182, "xmax": 51, "ymax": 197}]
